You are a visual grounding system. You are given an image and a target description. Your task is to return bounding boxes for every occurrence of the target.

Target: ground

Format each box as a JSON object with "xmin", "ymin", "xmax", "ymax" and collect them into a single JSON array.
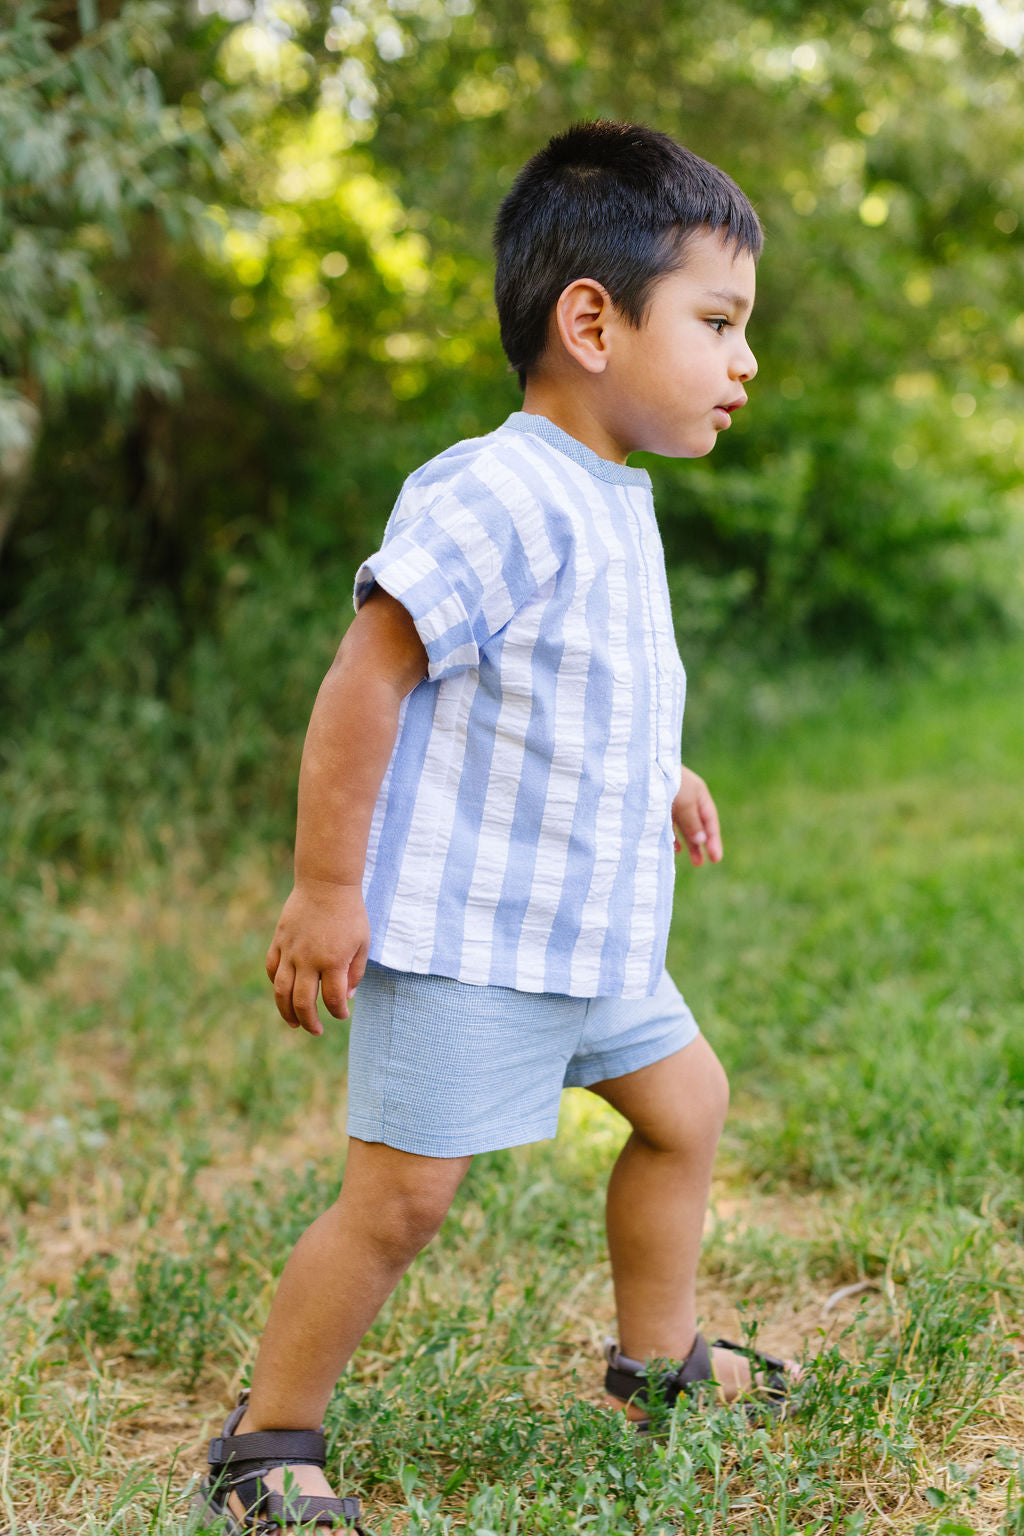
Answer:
[{"xmin": 2, "ymin": 640, "xmax": 1023, "ymax": 1533}]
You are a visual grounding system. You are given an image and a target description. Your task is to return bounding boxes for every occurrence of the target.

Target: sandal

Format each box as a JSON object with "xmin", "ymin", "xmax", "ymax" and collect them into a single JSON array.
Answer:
[
  {"xmin": 196, "ymin": 1391, "xmax": 365, "ymax": 1533},
  {"xmin": 603, "ymin": 1332, "xmax": 795, "ymax": 1428}
]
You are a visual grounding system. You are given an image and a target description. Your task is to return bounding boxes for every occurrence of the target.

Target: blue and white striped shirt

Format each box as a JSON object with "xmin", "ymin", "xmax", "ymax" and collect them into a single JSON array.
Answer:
[{"xmin": 353, "ymin": 411, "xmax": 686, "ymax": 998}]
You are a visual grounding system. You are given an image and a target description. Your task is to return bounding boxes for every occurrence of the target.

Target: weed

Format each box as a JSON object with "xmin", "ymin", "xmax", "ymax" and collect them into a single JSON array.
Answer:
[{"xmin": 58, "ymin": 1255, "xmax": 126, "ymax": 1349}]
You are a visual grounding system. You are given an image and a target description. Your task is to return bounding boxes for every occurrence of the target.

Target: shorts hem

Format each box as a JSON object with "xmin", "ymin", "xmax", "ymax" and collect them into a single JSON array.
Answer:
[
  {"xmin": 563, "ymin": 1021, "xmax": 700, "ymax": 1090},
  {"xmin": 345, "ymin": 1116, "xmax": 560, "ymax": 1159}
]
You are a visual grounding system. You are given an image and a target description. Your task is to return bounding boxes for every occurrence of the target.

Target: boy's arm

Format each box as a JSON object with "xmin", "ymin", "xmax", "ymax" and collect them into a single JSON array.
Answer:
[
  {"xmin": 672, "ymin": 764, "xmax": 723, "ymax": 867},
  {"xmin": 265, "ymin": 587, "xmax": 428, "ymax": 1035}
]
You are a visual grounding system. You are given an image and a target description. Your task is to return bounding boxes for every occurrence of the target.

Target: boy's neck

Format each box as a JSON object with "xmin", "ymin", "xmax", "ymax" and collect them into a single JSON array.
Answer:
[{"xmin": 519, "ymin": 378, "xmax": 630, "ymax": 466}]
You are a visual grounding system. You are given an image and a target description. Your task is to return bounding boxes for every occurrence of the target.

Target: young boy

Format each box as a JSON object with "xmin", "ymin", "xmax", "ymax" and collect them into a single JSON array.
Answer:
[{"xmin": 201, "ymin": 120, "xmax": 799, "ymax": 1534}]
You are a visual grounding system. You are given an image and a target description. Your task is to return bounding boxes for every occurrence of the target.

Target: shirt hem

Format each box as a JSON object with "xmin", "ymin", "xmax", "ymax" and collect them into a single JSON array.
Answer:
[{"xmin": 364, "ymin": 945, "xmax": 665, "ymax": 1000}]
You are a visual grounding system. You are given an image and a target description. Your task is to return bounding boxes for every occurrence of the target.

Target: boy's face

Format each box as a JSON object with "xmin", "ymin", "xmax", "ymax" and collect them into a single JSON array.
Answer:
[{"xmin": 603, "ymin": 228, "xmax": 758, "ymax": 461}]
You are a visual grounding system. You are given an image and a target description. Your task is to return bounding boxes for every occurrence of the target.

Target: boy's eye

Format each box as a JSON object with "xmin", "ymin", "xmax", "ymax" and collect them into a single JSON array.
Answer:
[{"xmin": 706, "ymin": 317, "xmax": 730, "ymax": 335}]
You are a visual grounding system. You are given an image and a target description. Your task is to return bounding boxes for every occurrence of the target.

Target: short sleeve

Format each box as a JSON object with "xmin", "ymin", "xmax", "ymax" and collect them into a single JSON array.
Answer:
[{"xmin": 353, "ymin": 465, "xmax": 563, "ymax": 681}]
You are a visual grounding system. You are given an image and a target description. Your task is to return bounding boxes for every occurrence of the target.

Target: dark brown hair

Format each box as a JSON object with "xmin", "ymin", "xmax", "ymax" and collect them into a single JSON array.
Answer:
[{"xmin": 494, "ymin": 120, "xmax": 763, "ymax": 388}]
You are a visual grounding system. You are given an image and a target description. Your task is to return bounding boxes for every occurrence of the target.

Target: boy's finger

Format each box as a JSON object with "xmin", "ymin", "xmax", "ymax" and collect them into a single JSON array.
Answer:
[
  {"xmin": 265, "ymin": 939, "xmax": 281, "ymax": 984},
  {"xmin": 699, "ymin": 794, "xmax": 723, "ymax": 862},
  {"xmin": 347, "ymin": 946, "xmax": 368, "ymax": 999},
  {"xmin": 673, "ymin": 802, "xmax": 703, "ymax": 839},
  {"xmin": 672, "ymin": 820, "xmax": 705, "ymax": 865},
  {"xmin": 272, "ymin": 960, "xmax": 300, "ymax": 1028},
  {"xmin": 321, "ymin": 965, "xmax": 350, "ymax": 1020},
  {"xmin": 673, "ymin": 805, "xmax": 707, "ymax": 862},
  {"xmin": 291, "ymin": 969, "xmax": 324, "ymax": 1036}
]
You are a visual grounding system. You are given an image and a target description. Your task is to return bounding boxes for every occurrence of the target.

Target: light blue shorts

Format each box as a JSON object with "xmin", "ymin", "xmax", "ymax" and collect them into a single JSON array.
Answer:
[{"xmin": 346, "ymin": 961, "xmax": 700, "ymax": 1158}]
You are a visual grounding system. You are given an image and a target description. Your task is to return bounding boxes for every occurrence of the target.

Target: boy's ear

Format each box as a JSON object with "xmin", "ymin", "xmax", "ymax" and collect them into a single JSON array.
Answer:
[{"xmin": 553, "ymin": 278, "xmax": 614, "ymax": 374}]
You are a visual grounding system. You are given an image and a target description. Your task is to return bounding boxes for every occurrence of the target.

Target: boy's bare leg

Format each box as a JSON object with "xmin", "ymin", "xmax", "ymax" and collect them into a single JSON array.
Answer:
[
  {"xmin": 225, "ymin": 1138, "xmax": 471, "ymax": 1528},
  {"xmin": 589, "ymin": 1036, "xmax": 799, "ymax": 1413}
]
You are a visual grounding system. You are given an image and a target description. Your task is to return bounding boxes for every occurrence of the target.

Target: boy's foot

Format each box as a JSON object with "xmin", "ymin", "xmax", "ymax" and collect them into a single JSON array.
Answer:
[
  {"xmin": 604, "ymin": 1335, "xmax": 805, "ymax": 1422},
  {"xmin": 709, "ymin": 1339, "xmax": 804, "ymax": 1400},
  {"xmin": 222, "ymin": 1460, "xmax": 356, "ymax": 1534},
  {"xmin": 202, "ymin": 1396, "xmax": 362, "ymax": 1533}
]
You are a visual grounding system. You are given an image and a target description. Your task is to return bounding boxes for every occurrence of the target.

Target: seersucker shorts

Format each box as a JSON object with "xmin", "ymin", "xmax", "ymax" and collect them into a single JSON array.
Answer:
[{"xmin": 345, "ymin": 960, "xmax": 700, "ymax": 1158}]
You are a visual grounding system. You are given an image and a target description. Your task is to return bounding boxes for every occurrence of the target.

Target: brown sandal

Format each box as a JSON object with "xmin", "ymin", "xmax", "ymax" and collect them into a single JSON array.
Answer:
[
  {"xmin": 196, "ymin": 1391, "xmax": 365, "ymax": 1533},
  {"xmin": 604, "ymin": 1332, "xmax": 795, "ymax": 1427}
]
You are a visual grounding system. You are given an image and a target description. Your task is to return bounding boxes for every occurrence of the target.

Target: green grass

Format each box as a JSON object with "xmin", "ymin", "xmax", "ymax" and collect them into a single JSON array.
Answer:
[{"xmin": 2, "ymin": 640, "xmax": 1023, "ymax": 1533}]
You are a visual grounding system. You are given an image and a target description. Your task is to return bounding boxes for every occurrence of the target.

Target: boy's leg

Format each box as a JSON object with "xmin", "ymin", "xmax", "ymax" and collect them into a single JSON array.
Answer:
[
  {"xmin": 589, "ymin": 1035, "xmax": 797, "ymax": 1407},
  {"xmin": 225, "ymin": 1137, "xmax": 471, "ymax": 1525}
]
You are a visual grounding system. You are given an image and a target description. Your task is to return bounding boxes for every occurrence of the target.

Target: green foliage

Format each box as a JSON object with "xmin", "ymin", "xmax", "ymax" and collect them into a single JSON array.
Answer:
[
  {"xmin": 59, "ymin": 1254, "xmax": 126, "ymax": 1348},
  {"xmin": 198, "ymin": 0, "xmax": 1023, "ymax": 654},
  {"xmin": 0, "ymin": 1, "xmax": 248, "ymax": 469},
  {"xmin": 2, "ymin": 0, "xmax": 1022, "ymax": 708},
  {"xmin": 0, "ymin": 533, "xmax": 344, "ymax": 877}
]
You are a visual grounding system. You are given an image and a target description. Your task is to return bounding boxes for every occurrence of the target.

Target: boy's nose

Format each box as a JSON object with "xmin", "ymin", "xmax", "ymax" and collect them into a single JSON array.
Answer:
[{"xmin": 733, "ymin": 343, "xmax": 757, "ymax": 382}]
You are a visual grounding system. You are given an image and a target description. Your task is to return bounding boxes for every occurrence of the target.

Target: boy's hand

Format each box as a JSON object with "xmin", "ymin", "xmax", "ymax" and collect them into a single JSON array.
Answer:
[
  {"xmin": 265, "ymin": 879, "xmax": 370, "ymax": 1035},
  {"xmin": 672, "ymin": 765, "xmax": 723, "ymax": 867}
]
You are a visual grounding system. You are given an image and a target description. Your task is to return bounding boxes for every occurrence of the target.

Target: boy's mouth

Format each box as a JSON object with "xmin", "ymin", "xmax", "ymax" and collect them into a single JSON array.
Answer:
[{"xmin": 713, "ymin": 396, "xmax": 747, "ymax": 428}]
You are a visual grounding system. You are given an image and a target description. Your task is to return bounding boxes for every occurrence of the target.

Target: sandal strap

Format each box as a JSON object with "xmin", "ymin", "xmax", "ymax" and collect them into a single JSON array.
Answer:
[
  {"xmin": 228, "ymin": 1472, "xmax": 362, "ymax": 1530},
  {"xmin": 711, "ymin": 1336, "xmax": 790, "ymax": 1397},
  {"xmin": 209, "ymin": 1427, "xmax": 327, "ymax": 1468},
  {"xmin": 604, "ymin": 1330, "xmax": 712, "ymax": 1408},
  {"xmin": 712, "ymin": 1336, "xmax": 786, "ymax": 1372},
  {"xmin": 263, "ymin": 1490, "xmax": 361, "ymax": 1524}
]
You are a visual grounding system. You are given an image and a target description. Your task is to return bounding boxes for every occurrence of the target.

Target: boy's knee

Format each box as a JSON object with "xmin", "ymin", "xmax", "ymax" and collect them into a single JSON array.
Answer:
[
  {"xmin": 658, "ymin": 1058, "xmax": 728, "ymax": 1159},
  {"xmin": 682, "ymin": 1041, "xmax": 729, "ymax": 1141},
  {"xmin": 645, "ymin": 1042, "xmax": 729, "ymax": 1154},
  {"xmin": 340, "ymin": 1145, "xmax": 468, "ymax": 1263},
  {"xmin": 376, "ymin": 1183, "xmax": 452, "ymax": 1257}
]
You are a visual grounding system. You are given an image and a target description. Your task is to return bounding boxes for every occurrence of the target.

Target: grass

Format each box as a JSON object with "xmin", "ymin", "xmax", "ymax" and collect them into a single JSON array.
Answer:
[{"xmin": 1, "ymin": 638, "xmax": 1023, "ymax": 1533}]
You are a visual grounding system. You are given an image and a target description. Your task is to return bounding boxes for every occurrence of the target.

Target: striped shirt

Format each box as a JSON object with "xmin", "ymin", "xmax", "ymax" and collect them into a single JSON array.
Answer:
[{"xmin": 353, "ymin": 411, "xmax": 686, "ymax": 998}]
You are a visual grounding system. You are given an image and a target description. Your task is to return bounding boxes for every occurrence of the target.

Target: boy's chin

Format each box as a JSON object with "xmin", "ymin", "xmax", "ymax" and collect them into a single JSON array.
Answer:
[{"xmin": 640, "ymin": 435, "xmax": 719, "ymax": 460}]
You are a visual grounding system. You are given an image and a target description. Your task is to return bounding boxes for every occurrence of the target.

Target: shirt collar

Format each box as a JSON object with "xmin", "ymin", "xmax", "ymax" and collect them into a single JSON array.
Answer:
[{"xmin": 502, "ymin": 412, "xmax": 652, "ymax": 488}]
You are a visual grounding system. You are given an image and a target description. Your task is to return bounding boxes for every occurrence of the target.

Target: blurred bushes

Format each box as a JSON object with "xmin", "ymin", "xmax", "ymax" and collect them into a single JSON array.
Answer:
[{"xmin": 1, "ymin": 532, "xmax": 349, "ymax": 881}]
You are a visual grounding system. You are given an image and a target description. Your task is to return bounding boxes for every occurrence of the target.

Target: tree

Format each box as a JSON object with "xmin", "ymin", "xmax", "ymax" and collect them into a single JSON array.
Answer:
[
  {"xmin": 3, "ymin": 0, "xmax": 1022, "ymax": 649},
  {"xmin": 0, "ymin": 0, "xmax": 246, "ymax": 555}
]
